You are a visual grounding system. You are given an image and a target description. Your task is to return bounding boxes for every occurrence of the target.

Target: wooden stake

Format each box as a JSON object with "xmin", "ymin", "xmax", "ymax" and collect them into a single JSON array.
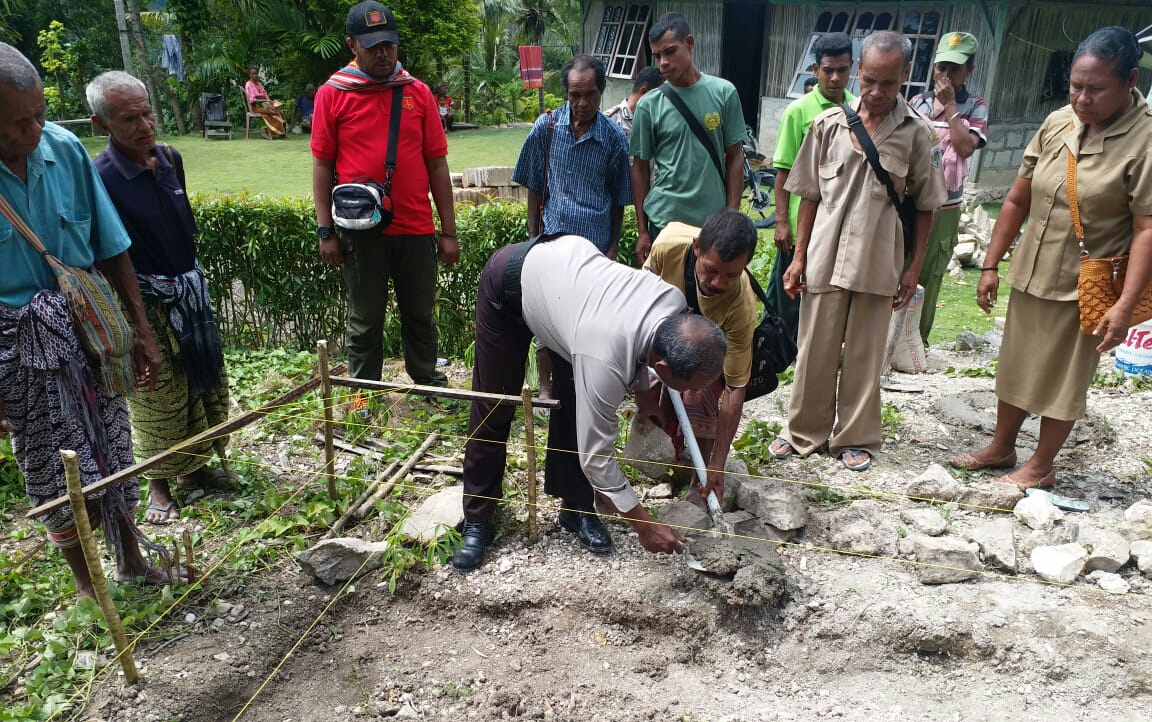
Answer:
[
  {"xmin": 522, "ymin": 386, "xmax": 538, "ymax": 543},
  {"xmin": 323, "ymin": 457, "xmax": 401, "ymax": 539},
  {"xmin": 330, "ymin": 375, "xmax": 560, "ymax": 409},
  {"xmin": 60, "ymin": 450, "xmax": 139, "ymax": 686},
  {"xmin": 353, "ymin": 432, "xmax": 438, "ymax": 518},
  {"xmin": 317, "ymin": 340, "xmax": 337, "ymax": 500},
  {"xmin": 182, "ymin": 530, "xmax": 195, "ymax": 583}
]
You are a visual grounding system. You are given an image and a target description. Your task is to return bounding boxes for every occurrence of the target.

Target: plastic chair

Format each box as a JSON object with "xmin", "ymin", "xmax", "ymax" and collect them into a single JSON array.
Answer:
[{"xmin": 240, "ymin": 86, "xmax": 263, "ymax": 140}]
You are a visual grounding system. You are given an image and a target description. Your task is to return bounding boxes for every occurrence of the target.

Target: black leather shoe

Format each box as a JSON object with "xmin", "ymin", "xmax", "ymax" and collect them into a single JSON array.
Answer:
[
  {"xmin": 451, "ymin": 521, "xmax": 495, "ymax": 571},
  {"xmin": 558, "ymin": 508, "xmax": 614, "ymax": 554}
]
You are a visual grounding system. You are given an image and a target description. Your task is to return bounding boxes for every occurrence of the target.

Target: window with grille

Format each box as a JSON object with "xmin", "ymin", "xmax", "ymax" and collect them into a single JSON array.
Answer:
[
  {"xmin": 786, "ymin": 6, "xmax": 945, "ymax": 99},
  {"xmin": 592, "ymin": 4, "xmax": 652, "ymax": 79}
]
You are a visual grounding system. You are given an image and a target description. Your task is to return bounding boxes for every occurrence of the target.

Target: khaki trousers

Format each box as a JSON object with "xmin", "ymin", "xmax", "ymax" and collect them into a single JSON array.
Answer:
[{"xmin": 784, "ymin": 289, "xmax": 892, "ymax": 456}]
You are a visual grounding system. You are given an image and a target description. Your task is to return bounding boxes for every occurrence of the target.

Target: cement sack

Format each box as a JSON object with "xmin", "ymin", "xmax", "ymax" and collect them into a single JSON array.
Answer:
[{"xmin": 888, "ymin": 285, "xmax": 927, "ymax": 374}]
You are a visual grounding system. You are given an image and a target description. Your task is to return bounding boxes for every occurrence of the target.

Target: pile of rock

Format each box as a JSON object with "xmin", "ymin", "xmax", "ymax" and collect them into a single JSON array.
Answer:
[
  {"xmin": 947, "ymin": 205, "xmax": 994, "ymax": 280},
  {"xmin": 451, "ymin": 167, "xmax": 528, "ymax": 206}
]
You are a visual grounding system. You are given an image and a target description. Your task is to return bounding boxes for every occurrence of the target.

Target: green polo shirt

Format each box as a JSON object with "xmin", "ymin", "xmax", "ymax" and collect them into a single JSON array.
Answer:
[{"xmin": 772, "ymin": 87, "xmax": 855, "ymax": 236}]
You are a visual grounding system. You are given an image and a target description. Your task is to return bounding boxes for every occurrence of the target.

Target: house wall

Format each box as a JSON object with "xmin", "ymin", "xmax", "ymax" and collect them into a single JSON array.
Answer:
[{"xmin": 584, "ymin": 2, "xmax": 726, "ymax": 113}]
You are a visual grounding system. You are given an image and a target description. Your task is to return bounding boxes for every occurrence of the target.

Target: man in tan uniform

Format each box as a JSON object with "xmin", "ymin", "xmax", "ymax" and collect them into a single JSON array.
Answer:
[
  {"xmin": 771, "ymin": 31, "xmax": 947, "ymax": 471},
  {"xmin": 644, "ymin": 208, "xmax": 758, "ymax": 501}
]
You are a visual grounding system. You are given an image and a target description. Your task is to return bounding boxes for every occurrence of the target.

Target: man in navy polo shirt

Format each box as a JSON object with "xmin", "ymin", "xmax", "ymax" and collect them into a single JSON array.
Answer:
[{"xmin": 89, "ymin": 71, "xmax": 232, "ymax": 525}]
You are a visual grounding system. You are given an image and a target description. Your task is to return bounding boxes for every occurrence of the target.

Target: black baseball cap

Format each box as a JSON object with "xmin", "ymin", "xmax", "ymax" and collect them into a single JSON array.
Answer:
[{"xmin": 346, "ymin": 1, "xmax": 399, "ymax": 48}]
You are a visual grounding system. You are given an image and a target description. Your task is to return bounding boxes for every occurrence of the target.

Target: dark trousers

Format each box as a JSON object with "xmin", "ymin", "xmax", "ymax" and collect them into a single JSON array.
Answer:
[
  {"xmin": 462, "ymin": 245, "xmax": 593, "ymax": 522},
  {"xmin": 765, "ymin": 247, "xmax": 801, "ymax": 342},
  {"xmin": 340, "ymin": 232, "xmax": 447, "ymax": 385}
]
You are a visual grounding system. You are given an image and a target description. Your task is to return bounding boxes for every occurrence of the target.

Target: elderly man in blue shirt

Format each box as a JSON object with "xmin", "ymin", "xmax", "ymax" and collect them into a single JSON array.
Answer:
[
  {"xmin": 0, "ymin": 43, "xmax": 172, "ymax": 601},
  {"xmin": 512, "ymin": 54, "xmax": 632, "ymax": 397},
  {"xmin": 88, "ymin": 70, "xmax": 232, "ymax": 525}
]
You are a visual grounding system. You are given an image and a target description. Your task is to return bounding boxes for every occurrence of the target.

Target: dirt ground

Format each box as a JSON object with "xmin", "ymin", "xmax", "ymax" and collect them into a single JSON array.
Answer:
[{"xmin": 76, "ymin": 343, "xmax": 1152, "ymax": 722}]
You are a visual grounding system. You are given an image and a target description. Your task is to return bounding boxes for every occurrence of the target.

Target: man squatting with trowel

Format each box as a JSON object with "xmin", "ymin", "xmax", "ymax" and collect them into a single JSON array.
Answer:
[
  {"xmin": 640, "ymin": 208, "xmax": 761, "ymax": 507},
  {"xmin": 450, "ymin": 234, "xmax": 729, "ymax": 572}
]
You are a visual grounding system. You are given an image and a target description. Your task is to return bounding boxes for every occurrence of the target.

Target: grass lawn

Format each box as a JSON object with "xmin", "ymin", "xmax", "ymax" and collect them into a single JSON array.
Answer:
[
  {"xmin": 79, "ymin": 125, "xmax": 530, "ymax": 198},
  {"xmin": 928, "ymin": 267, "xmax": 1003, "ymax": 347}
]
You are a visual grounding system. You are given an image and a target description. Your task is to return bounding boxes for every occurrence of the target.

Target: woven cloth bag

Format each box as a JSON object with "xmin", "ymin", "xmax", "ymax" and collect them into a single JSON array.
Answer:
[
  {"xmin": 0, "ymin": 194, "xmax": 136, "ymax": 395},
  {"xmin": 1067, "ymin": 143, "xmax": 1152, "ymax": 335}
]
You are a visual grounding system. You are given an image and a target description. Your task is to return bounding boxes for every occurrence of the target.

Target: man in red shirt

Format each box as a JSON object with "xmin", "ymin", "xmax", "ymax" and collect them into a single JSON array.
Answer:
[{"xmin": 311, "ymin": 1, "xmax": 459, "ymax": 397}]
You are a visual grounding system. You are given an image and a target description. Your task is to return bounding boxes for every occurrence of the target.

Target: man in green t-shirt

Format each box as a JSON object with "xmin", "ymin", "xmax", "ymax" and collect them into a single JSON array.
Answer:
[
  {"xmin": 768, "ymin": 32, "xmax": 855, "ymax": 340},
  {"xmin": 630, "ymin": 12, "xmax": 745, "ymax": 265}
]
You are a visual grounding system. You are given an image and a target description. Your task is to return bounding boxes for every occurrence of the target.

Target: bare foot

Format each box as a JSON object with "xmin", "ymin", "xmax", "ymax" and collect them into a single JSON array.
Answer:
[
  {"xmin": 948, "ymin": 446, "xmax": 1017, "ymax": 471},
  {"xmin": 997, "ymin": 467, "xmax": 1056, "ymax": 490},
  {"xmin": 114, "ymin": 564, "xmax": 189, "ymax": 587},
  {"xmin": 177, "ymin": 466, "xmax": 234, "ymax": 491}
]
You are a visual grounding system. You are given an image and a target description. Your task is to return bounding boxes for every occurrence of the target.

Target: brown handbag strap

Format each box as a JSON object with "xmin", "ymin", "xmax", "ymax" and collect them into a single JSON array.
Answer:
[
  {"xmin": 1065, "ymin": 123, "xmax": 1087, "ymax": 257},
  {"xmin": 0, "ymin": 192, "xmax": 53, "ymax": 257}
]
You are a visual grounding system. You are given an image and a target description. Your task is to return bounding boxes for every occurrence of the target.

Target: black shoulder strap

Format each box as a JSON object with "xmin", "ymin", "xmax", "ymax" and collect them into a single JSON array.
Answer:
[
  {"xmin": 744, "ymin": 268, "xmax": 771, "ymax": 319},
  {"xmin": 161, "ymin": 144, "xmax": 186, "ymax": 191},
  {"xmin": 682, "ymin": 246, "xmax": 700, "ymax": 313},
  {"xmin": 383, "ymin": 87, "xmax": 404, "ymax": 193},
  {"xmin": 659, "ymin": 83, "xmax": 725, "ymax": 183},
  {"xmin": 842, "ymin": 103, "xmax": 902, "ymax": 213}
]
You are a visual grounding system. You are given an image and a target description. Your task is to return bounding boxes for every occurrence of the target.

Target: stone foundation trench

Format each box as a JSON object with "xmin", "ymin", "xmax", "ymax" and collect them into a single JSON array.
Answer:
[{"xmin": 87, "ymin": 351, "xmax": 1152, "ymax": 722}]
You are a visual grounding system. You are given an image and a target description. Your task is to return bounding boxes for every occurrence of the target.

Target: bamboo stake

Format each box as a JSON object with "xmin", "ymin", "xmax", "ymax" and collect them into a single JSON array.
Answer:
[
  {"xmin": 522, "ymin": 386, "xmax": 538, "ymax": 543},
  {"xmin": 60, "ymin": 450, "xmax": 139, "ymax": 685},
  {"xmin": 329, "ymin": 376, "xmax": 560, "ymax": 409},
  {"xmin": 353, "ymin": 432, "xmax": 438, "ymax": 519},
  {"xmin": 317, "ymin": 340, "xmax": 337, "ymax": 500},
  {"xmin": 323, "ymin": 458, "xmax": 401, "ymax": 539},
  {"xmin": 182, "ymin": 530, "xmax": 195, "ymax": 583}
]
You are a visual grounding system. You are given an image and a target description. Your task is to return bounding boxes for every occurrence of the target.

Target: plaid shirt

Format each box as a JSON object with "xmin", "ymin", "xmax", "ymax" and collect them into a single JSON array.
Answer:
[{"xmin": 512, "ymin": 105, "xmax": 632, "ymax": 253}]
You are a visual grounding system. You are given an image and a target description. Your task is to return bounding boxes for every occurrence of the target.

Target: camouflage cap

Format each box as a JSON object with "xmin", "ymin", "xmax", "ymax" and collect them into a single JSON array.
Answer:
[{"xmin": 934, "ymin": 32, "xmax": 978, "ymax": 65}]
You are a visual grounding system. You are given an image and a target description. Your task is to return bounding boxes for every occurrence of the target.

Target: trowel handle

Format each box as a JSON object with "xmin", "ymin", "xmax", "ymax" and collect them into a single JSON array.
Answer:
[{"xmin": 665, "ymin": 385, "xmax": 723, "ymax": 516}]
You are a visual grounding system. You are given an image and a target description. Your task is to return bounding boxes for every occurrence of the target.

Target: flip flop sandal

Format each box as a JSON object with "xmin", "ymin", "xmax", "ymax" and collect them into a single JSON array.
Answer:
[
  {"xmin": 768, "ymin": 436, "xmax": 797, "ymax": 460},
  {"xmin": 840, "ymin": 449, "xmax": 873, "ymax": 472},
  {"xmin": 144, "ymin": 501, "xmax": 180, "ymax": 524}
]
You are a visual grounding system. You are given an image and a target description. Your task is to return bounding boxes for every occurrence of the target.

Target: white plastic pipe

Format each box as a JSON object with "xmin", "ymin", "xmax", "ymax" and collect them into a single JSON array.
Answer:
[{"xmin": 666, "ymin": 386, "xmax": 725, "ymax": 520}]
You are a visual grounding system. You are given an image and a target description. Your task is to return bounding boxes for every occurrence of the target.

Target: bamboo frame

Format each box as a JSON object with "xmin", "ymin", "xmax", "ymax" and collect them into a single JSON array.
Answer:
[
  {"xmin": 317, "ymin": 340, "xmax": 337, "ymax": 500},
  {"xmin": 522, "ymin": 386, "xmax": 539, "ymax": 543},
  {"xmin": 61, "ymin": 450, "xmax": 139, "ymax": 685},
  {"xmin": 26, "ymin": 370, "xmax": 337, "ymax": 519},
  {"xmin": 329, "ymin": 376, "xmax": 560, "ymax": 409}
]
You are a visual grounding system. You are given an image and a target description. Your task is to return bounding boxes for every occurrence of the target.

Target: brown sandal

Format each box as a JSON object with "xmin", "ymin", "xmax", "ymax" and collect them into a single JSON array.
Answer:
[
  {"xmin": 996, "ymin": 469, "xmax": 1055, "ymax": 490},
  {"xmin": 948, "ymin": 451, "xmax": 1017, "ymax": 471}
]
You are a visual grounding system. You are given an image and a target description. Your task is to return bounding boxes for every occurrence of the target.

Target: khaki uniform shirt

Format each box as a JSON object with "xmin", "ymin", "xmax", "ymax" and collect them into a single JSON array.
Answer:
[
  {"xmin": 785, "ymin": 98, "xmax": 948, "ymax": 296},
  {"xmin": 1007, "ymin": 90, "xmax": 1152, "ymax": 301},
  {"xmin": 644, "ymin": 222, "xmax": 757, "ymax": 387},
  {"xmin": 521, "ymin": 235, "xmax": 686, "ymax": 513}
]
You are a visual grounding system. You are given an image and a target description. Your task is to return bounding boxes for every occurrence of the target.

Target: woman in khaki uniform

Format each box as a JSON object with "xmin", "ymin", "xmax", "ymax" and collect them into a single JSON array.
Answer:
[{"xmin": 950, "ymin": 27, "xmax": 1152, "ymax": 489}]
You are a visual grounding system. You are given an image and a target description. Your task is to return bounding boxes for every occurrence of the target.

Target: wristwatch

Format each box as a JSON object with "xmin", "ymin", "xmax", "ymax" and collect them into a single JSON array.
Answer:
[{"xmin": 316, "ymin": 225, "xmax": 334, "ymax": 240}]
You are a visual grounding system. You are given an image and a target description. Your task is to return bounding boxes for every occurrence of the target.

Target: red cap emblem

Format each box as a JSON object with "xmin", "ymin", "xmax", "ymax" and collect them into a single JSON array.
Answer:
[{"xmin": 365, "ymin": 9, "xmax": 384, "ymax": 26}]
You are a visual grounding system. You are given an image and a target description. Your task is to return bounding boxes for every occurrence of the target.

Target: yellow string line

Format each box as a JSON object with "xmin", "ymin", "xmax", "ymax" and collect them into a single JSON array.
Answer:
[
  {"xmin": 26, "ymin": 379, "xmax": 1144, "ymax": 717},
  {"xmin": 227, "ymin": 396, "xmax": 505, "ymax": 721}
]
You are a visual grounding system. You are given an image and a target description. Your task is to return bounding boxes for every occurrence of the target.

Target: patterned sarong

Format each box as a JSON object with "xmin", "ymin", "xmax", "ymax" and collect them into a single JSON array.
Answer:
[
  {"xmin": 131, "ymin": 269, "xmax": 229, "ymax": 480},
  {"xmin": 0, "ymin": 292, "xmax": 139, "ymax": 547}
]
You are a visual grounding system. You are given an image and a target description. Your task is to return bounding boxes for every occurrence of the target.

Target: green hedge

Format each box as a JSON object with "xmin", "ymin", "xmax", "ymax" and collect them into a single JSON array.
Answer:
[{"xmin": 192, "ymin": 196, "xmax": 642, "ymax": 356}]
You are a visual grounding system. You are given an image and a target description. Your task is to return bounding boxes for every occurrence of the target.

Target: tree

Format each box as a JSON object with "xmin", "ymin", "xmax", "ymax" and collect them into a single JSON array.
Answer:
[{"xmin": 390, "ymin": 0, "xmax": 480, "ymax": 83}]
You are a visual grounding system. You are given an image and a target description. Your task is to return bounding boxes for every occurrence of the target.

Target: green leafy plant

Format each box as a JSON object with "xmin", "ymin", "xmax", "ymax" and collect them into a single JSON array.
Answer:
[
  {"xmin": 733, "ymin": 419, "xmax": 784, "ymax": 467},
  {"xmin": 881, "ymin": 402, "xmax": 904, "ymax": 436}
]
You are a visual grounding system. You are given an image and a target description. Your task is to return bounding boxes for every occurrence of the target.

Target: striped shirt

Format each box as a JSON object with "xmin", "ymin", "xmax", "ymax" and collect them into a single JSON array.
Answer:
[
  {"xmin": 512, "ymin": 105, "xmax": 632, "ymax": 253},
  {"xmin": 909, "ymin": 87, "xmax": 989, "ymax": 208}
]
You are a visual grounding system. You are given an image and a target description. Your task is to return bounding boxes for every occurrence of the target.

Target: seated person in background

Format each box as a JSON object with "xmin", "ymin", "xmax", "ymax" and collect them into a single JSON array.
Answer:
[
  {"xmin": 436, "ymin": 85, "xmax": 454, "ymax": 131},
  {"xmin": 294, "ymin": 84, "xmax": 316, "ymax": 133},
  {"xmin": 803, "ymin": 76, "xmax": 818, "ymax": 93},
  {"xmin": 244, "ymin": 67, "xmax": 286, "ymax": 139}
]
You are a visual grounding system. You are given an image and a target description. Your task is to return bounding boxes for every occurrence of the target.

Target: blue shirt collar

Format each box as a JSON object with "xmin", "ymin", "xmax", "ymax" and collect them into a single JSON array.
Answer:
[{"xmin": 556, "ymin": 103, "xmax": 614, "ymax": 144}]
